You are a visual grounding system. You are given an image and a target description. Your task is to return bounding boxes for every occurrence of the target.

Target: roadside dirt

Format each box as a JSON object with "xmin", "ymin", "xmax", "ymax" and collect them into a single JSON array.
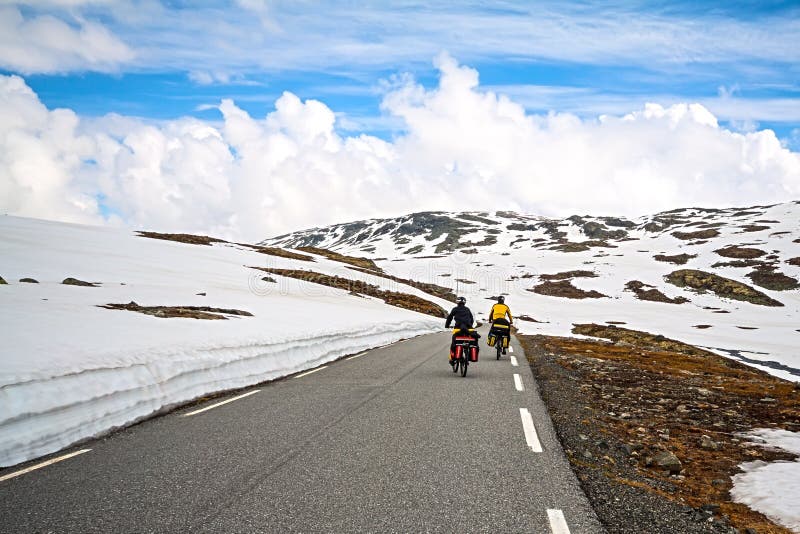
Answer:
[{"xmin": 519, "ymin": 325, "xmax": 799, "ymax": 533}]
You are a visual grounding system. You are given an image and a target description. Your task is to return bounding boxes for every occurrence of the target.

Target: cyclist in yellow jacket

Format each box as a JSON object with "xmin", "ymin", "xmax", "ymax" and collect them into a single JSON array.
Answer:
[{"xmin": 488, "ymin": 296, "xmax": 513, "ymax": 354}]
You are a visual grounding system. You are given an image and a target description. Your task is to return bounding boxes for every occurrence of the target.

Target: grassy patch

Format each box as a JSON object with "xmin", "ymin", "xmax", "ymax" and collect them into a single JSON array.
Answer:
[
  {"xmin": 347, "ymin": 266, "xmax": 456, "ymax": 302},
  {"xmin": 665, "ymin": 269, "xmax": 783, "ymax": 307},
  {"xmin": 239, "ymin": 244, "xmax": 315, "ymax": 262},
  {"xmin": 714, "ymin": 246, "xmax": 767, "ymax": 259},
  {"xmin": 653, "ymin": 253, "xmax": 696, "ymax": 265},
  {"xmin": 530, "ymin": 280, "xmax": 607, "ymax": 299},
  {"xmin": 539, "ymin": 270, "xmax": 597, "ymax": 281},
  {"xmin": 252, "ymin": 267, "xmax": 446, "ymax": 318},
  {"xmin": 99, "ymin": 302, "xmax": 252, "ymax": 320},
  {"xmin": 625, "ymin": 280, "xmax": 689, "ymax": 304},
  {"xmin": 671, "ymin": 229, "xmax": 720, "ymax": 240},
  {"xmin": 297, "ymin": 246, "xmax": 382, "ymax": 271},
  {"xmin": 62, "ymin": 277, "xmax": 99, "ymax": 287},
  {"xmin": 137, "ymin": 231, "xmax": 227, "ymax": 246},
  {"xmin": 747, "ymin": 267, "xmax": 800, "ymax": 291}
]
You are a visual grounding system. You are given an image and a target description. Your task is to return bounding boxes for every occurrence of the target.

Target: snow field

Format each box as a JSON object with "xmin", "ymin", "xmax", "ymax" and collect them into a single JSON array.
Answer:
[{"xmin": 0, "ymin": 216, "xmax": 442, "ymax": 466}]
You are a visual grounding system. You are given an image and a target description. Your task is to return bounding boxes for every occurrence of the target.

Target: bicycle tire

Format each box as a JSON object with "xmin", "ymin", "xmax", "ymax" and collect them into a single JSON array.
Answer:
[
  {"xmin": 496, "ymin": 342, "xmax": 502, "ymax": 360},
  {"xmin": 460, "ymin": 357, "xmax": 468, "ymax": 377}
]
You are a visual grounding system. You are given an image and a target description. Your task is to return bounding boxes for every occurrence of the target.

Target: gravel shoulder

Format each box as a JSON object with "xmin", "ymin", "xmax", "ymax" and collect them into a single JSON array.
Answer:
[{"xmin": 518, "ymin": 326, "xmax": 800, "ymax": 534}]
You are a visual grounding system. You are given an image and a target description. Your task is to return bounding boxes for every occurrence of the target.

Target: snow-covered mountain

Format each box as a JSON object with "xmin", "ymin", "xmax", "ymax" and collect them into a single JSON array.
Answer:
[{"xmin": 264, "ymin": 202, "xmax": 800, "ymax": 382}]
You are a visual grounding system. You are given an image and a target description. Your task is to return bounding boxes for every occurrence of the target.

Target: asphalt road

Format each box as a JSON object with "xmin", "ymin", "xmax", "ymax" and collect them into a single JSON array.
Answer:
[{"xmin": 0, "ymin": 327, "xmax": 603, "ymax": 533}]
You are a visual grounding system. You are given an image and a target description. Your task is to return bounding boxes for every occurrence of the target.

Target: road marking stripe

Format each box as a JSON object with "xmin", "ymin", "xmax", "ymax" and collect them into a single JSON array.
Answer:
[
  {"xmin": 346, "ymin": 352, "xmax": 367, "ymax": 360},
  {"xmin": 513, "ymin": 373, "xmax": 524, "ymax": 391},
  {"xmin": 509, "ymin": 346, "xmax": 514, "ymax": 353},
  {"xmin": 183, "ymin": 390, "xmax": 260, "ymax": 417},
  {"xmin": 0, "ymin": 449, "xmax": 91, "ymax": 483},
  {"xmin": 294, "ymin": 366, "xmax": 328, "ymax": 379},
  {"xmin": 510, "ymin": 355, "xmax": 518, "ymax": 367},
  {"xmin": 547, "ymin": 509, "xmax": 571, "ymax": 534},
  {"xmin": 519, "ymin": 408, "xmax": 543, "ymax": 453}
]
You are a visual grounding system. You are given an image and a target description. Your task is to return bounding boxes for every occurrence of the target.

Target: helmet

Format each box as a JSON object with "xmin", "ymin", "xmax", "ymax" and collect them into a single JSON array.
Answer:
[
  {"xmin": 456, "ymin": 296, "xmax": 466, "ymax": 305},
  {"xmin": 497, "ymin": 296, "xmax": 505, "ymax": 304}
]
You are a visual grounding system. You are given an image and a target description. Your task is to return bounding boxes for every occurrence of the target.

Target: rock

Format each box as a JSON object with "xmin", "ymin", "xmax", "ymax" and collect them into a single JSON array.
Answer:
[
  {"xmin": 653, "ymin": 451, "xmax": 682, "ymax": 474},
  {"xmin": 622, "ymin": 442, "xmax": 644, "ymax": 455},
  {"xmin": 261, "ymin": 276, "xmax": 277, "ymax": 283},
  {"xmin": 578, "ymin": 434, "xmax": 589, "ymax": 441},
  {"xmin": 196, "ymin": 292, "xmax": 206, "ymax": 296},
  {"xmin": 700, "ymin": 435, "xmax": 721, "ymax": 450},
  {"xmin": 19, "ymin": 278, "xmax": 39, "ymax": 283},
  {"xmin": 0, "ymin": 276, "xmax": 6, "ymax": 284},
  {"xmin": 712, "ymin": 479, "xmax": 727, "ymax": 488},
  {"xmin": 760, "ymin": 397, "xmax": 778, "ymax": 404},
  {"xmin": 582, "ymin": 450, "xmax": 594, "ymax": 460},
  {"xmin": 62, "ymin": 277, "xmax": 99, "ymax": 287}
]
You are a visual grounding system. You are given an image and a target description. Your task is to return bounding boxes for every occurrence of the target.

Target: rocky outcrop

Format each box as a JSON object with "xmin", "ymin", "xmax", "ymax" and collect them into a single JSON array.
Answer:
[
  {"xmin": 62, "ymin": 277, "xmax": 99, "ymax": 287},
  {"xmin": 665, "ymin": 269, "xmax": 783, "ymax": 307},
  {"xmin": 625, "ymin": 281, "xmax": 689, "ymax": 304},
  {"xmin": 653, "ymin": 253, "xmax": 696, "ymax": 265},
  {"xmin": 99, "ymin": 302, "xmax": 252, "ymax": 320},
  {"xmin": 714, "ymin": 245, "xmax": 766, "ymax": 259},
  {"xmin": 530, "ymin": 280, "xmax": 607, "ymax": 299}
]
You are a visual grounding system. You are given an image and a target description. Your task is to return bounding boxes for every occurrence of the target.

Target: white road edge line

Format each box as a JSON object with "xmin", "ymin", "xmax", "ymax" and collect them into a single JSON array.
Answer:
[
  {"xmin": 294, "ymin": 366, "xmax": 328, "ymax": 379},
  {"xmin": 547, "ymin": 509, "xmax": 571, "ymax": 534},
  {"xmin": 0, "ymin": 449, "xmax": 91, "ymax": 483},
  {"xmin": 513, "ymin": 373, "xmax": 525, "ymax": 391},
  {"xmin": 519, "ymin": 408, "xmax": 543, "ymax": 453},
  {"xmin": 509, "ymin": 346, "xmax": 514, "ymax": 353},
  {"xmin": 510, "ymin": 355, "xmax": 518, "ymax": 367},
  {"xmin": 346, "ymin": 352, "xmax": 367, "ymax": 360},
  {"xmin": 183, "ymin": 390, "xmax": 260, "ymax": 417}
]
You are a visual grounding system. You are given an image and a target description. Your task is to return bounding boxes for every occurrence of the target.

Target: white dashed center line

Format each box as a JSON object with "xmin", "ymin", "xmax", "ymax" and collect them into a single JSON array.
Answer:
[
  {"xmin": 519, "ymin": 408, "xmax": 543, "ymax": 453},
  {"xmin": 182, "ymin": 389, "xmax": 260, "ymax": 417},
  {"xmin": 513, "ymin": 373, "xmax": 524, "ymax": 391},
  {"xmin": 547, "ymin": 509, "xmax": 571, "ymax": 534},
  {"xmin": 0, "ymin": 449, "xmax": 91, "ymax": 483},
  {"xmin": 508, "ymin": 345, "xmax": 514, "ymax": 353},
  {"xmin": 510, "ymin": 356, "xmax": 518, "ymax": 367}
]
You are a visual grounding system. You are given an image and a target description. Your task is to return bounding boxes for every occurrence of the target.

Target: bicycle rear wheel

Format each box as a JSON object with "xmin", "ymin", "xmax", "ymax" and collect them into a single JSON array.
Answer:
[
  {"xmin": 496, "ymin": 342, "xmax": 502, "ymax": 360},
  {"xmin": 460, "ymin": 357, "xmax": 468, "ymax": 377}
]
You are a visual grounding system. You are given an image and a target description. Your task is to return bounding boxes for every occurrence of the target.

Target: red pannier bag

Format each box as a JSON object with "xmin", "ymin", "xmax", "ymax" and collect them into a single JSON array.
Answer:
[{"xmin": 469, "ymin": 345, "xmax": 479, "ymax": 362}]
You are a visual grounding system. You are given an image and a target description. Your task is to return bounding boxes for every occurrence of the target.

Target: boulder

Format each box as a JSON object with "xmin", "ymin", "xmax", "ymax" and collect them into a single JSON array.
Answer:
[{"xmin": 653, "ymin": 451, "xmax": 682, "ymax": 474}]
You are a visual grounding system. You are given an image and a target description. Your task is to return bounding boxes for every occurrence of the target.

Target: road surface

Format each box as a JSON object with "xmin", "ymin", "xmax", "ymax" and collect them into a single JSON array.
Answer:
[{"xmin": 0, "ymin": 327, "xmax": 603, "ymax": 533}]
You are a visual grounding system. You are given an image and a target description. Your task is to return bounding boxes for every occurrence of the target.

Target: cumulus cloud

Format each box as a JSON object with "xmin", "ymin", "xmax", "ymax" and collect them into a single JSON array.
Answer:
[
  {"xmin": 1, "ymin": 56, "xmax": 798, "ymax": 241},
  {"xmin": 0, "ymin": 6, "xmax": 133, "ymax": 74}
]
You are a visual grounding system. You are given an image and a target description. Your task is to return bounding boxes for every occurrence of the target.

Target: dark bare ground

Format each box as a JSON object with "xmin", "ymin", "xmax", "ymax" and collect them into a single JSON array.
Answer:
[
  {"xmin": 654, "ymin": 253, "xmax": 696, "ymax": 265},
  {"xmin": 519, "ymin": 327, "xmax": 799, "ymax": 534},
  {"xmin": 250, "ymin": 267, "xmax": 446, "ymax": 317},
  {"xmin": 529, "ymin": 279, "xmax": 608, "ymax": 299},
  {"xmin": 99, "ymin": 302, "xmax": 253, "ymax": 319}
]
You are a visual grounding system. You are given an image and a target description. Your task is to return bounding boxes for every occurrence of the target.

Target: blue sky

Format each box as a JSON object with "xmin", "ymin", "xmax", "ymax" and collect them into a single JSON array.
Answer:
[
  {"xmin": 1, "ymin": 1, "xmax": 799, "ymax": 238},
  {"xmin": 3, "ymin": 1, "xmax": 799, "ymax": 145}
]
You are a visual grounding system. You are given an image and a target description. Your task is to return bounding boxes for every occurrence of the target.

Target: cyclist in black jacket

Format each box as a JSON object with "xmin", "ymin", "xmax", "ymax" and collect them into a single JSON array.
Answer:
[{"xmin": 445, "ymin": 297, "xmax": 479, "ymax": 363}]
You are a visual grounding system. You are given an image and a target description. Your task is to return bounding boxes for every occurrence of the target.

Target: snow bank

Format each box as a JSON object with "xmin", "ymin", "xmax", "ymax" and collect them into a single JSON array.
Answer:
[
  {"xmin": 0, "ymin": 216, "xmax": 442, "ymax": 466},
  {"xmin": 731, "ymin": 429, "xmax": 800, "ymax": 532}
]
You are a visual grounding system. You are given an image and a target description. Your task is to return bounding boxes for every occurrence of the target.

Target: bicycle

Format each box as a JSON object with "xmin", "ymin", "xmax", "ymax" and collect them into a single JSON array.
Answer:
[
  {"xmin": 488, "ymin": 322, "xmax": 511, "ymax": 360},
  {"xmin": 451, "ymin": 332, "xmax": 478, "ymax": 377}
]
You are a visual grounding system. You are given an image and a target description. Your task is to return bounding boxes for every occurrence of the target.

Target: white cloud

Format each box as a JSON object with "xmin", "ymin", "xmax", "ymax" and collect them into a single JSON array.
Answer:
[
  {"xmin": 1, "ymin": 57, "xmax": 798, "ymax": 241},
  {"xmin": 0, "ymin": 6, "xmax": 134, "ymax": 74}
]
